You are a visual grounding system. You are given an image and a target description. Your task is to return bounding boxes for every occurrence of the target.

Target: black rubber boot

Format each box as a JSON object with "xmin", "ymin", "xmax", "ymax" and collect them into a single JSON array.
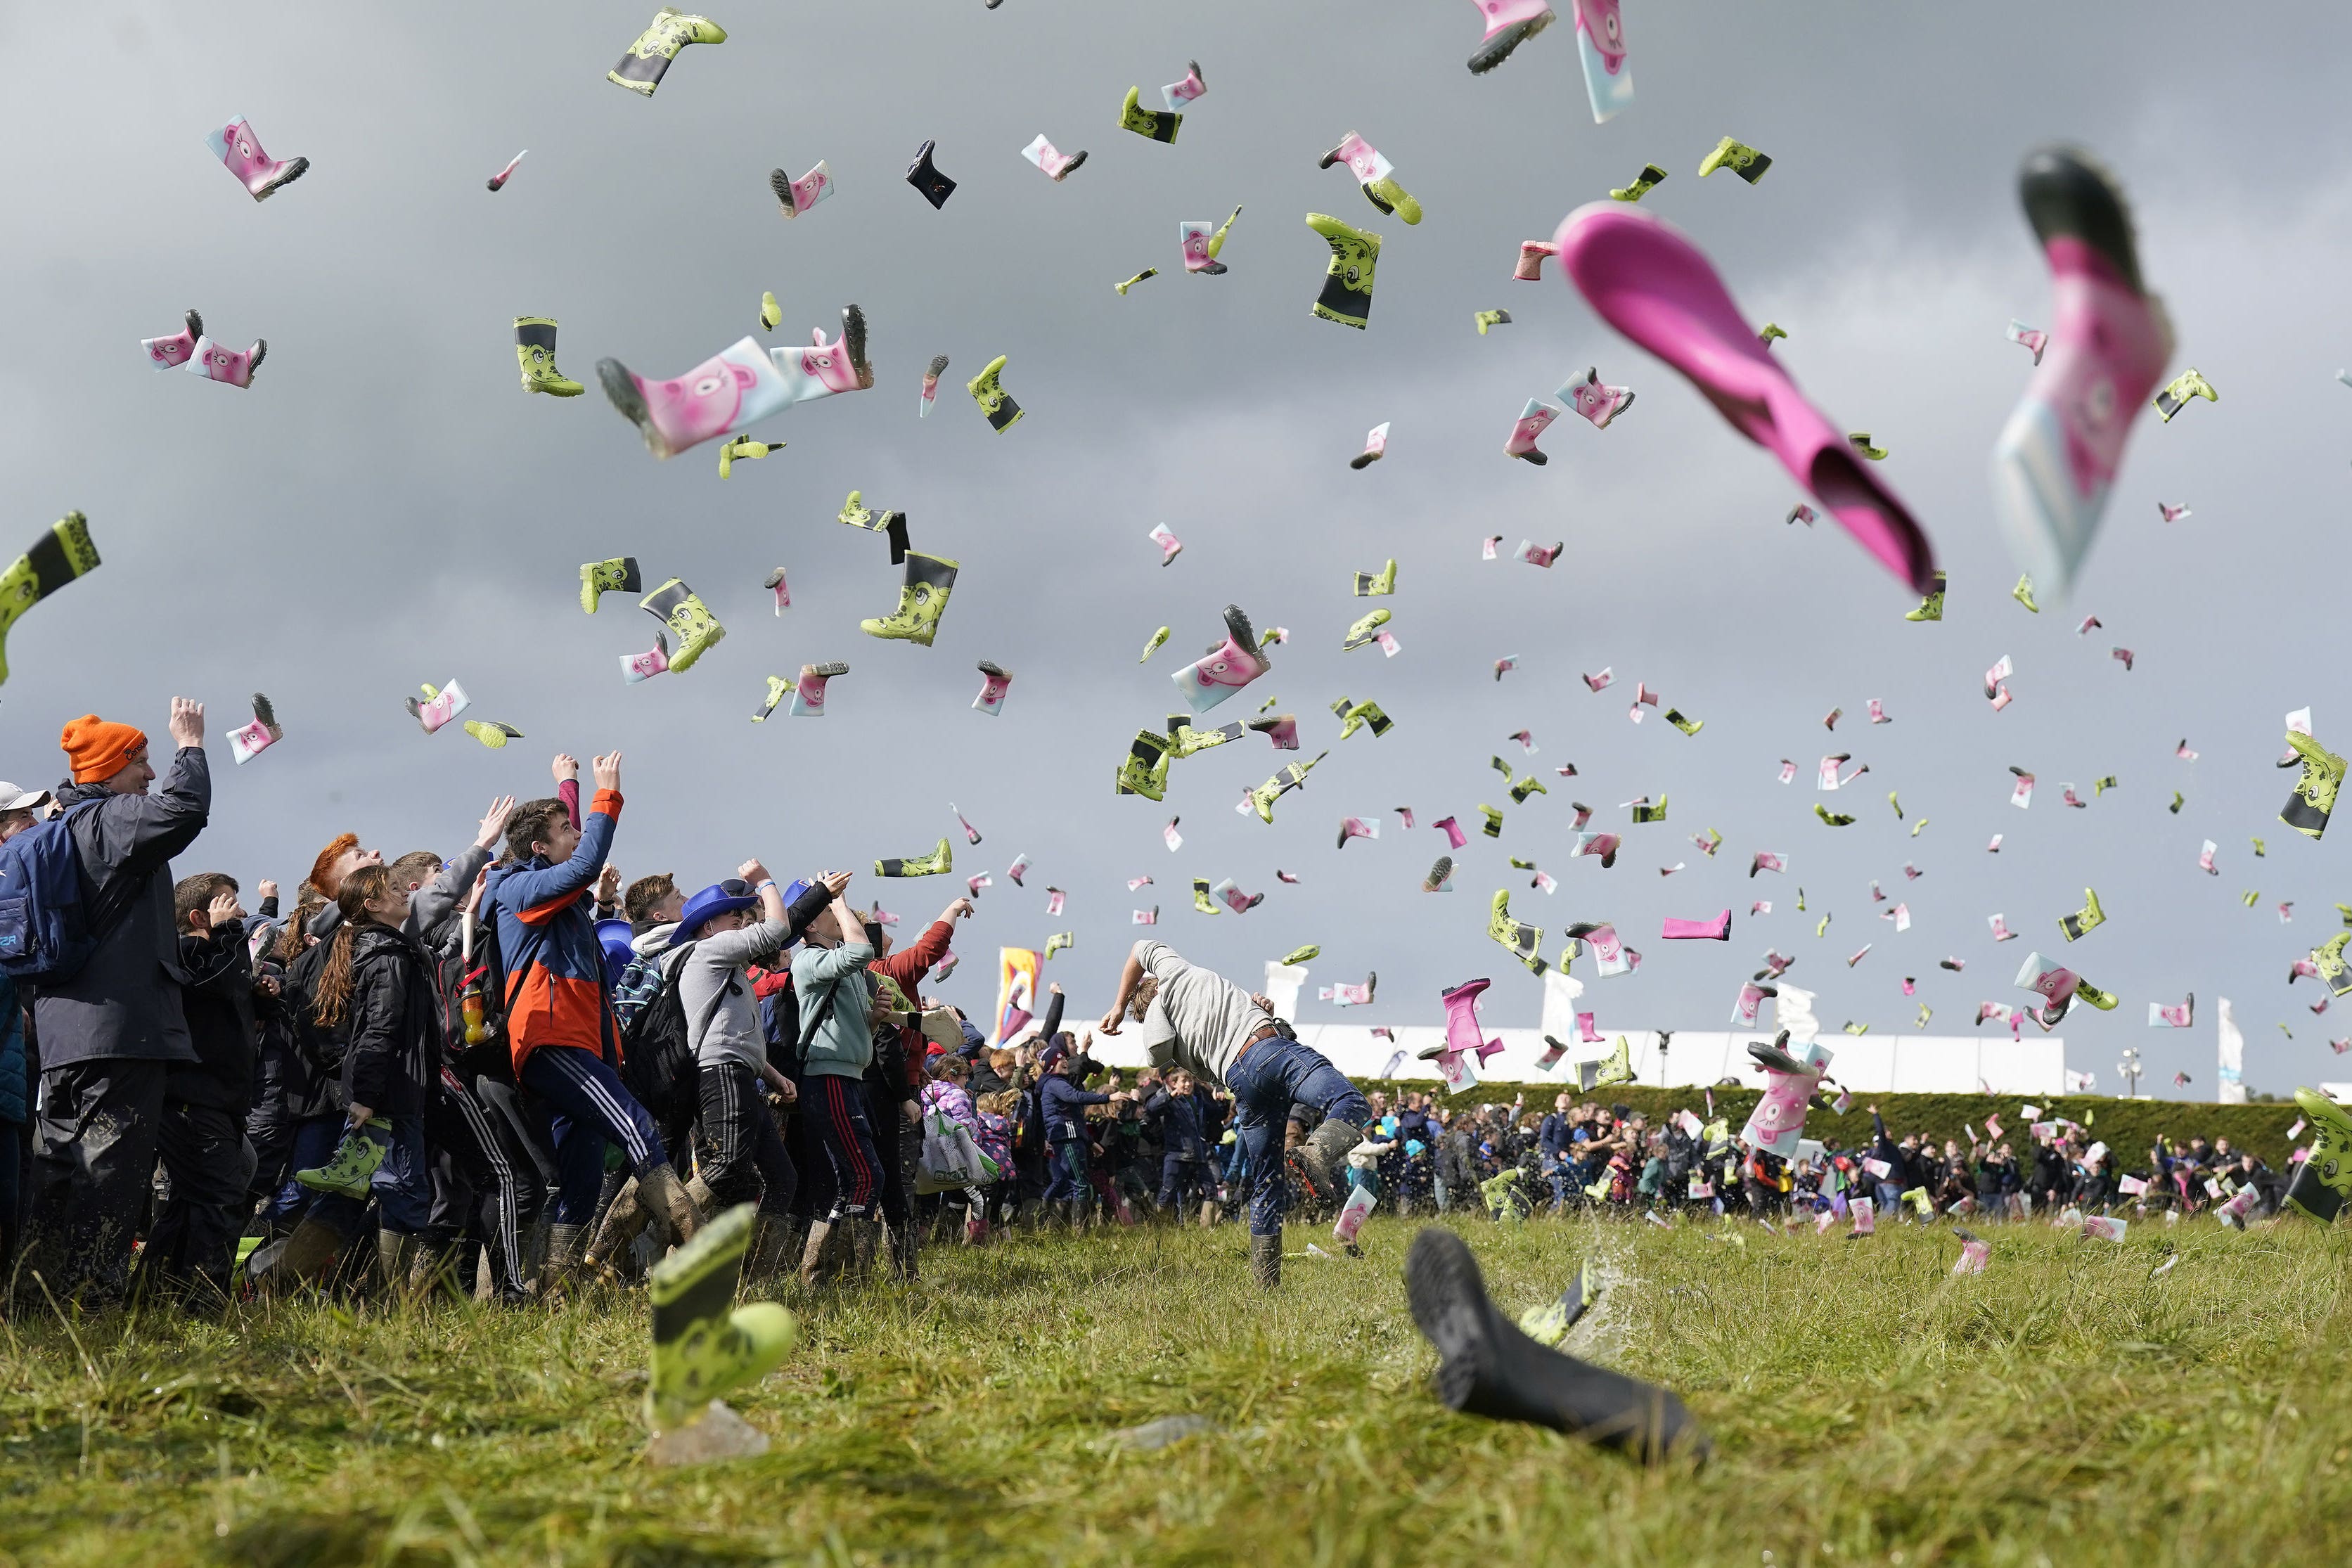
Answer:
[{"xmin": 1405, "ymin": 1227, "xmax": 1707, "ymax": 1465}]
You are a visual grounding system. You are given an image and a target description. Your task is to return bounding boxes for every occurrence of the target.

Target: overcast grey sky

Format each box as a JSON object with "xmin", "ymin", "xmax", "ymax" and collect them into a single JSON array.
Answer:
[{"xmin": 7, "ymin": 1, "xmax": 2352, "ymax": 1101}]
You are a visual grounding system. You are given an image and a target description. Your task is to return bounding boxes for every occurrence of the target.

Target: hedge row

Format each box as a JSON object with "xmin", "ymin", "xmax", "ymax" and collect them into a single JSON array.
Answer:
[{"xmin": 1351, "ymin": 1083, "xmax": 2312, "ymax": 1170}]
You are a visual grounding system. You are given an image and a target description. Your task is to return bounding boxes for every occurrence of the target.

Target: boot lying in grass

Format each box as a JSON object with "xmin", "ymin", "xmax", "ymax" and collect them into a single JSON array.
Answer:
[
  {"xmin": 1405, "ymin": 1227, "xmax": 1706, "ymax": 1465},
  {"xmin": 648, "ymin": 1202, "xmax": 797, "ymax": 1433}
]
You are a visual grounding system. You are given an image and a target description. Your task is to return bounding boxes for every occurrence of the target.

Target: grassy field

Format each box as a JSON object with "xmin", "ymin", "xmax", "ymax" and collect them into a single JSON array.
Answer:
[{"xmin": 2, "ymin": 1214, "xmax": 2348, "ymax": 1568}]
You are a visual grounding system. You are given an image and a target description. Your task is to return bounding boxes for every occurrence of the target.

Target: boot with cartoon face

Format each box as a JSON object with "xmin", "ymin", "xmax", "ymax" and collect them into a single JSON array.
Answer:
[
  {"xmin": 579, "ymin": 556, "xmax": 641, "ymax": 615},
  {"xmin": 972, "ymin": 661, "xmax": 1013, "ymax": 715},
  {"xmin": 769, "ymin": 160, "xmax": 834, "ymax": 218},
  {"xmin": 205, "ymin": 115, "xmax": 309, "ymax": 201},
  {"xmin": 1505, "ymin": 399, "xmax": 1559, "ymax": 463},
  {"xmin": 1170, "ymin": 604, "xmax": 1269, "ymax": 714},
  {"xmin": 188, "ymin": 336, "xmax": 266, "ymax": 389},
  {"xmin": 967, "ymin": 354, "xmax": 1022, "ymax": 431},
  {"xmin": 609, "ymin": 8, "xmax": 728, "ymax": 96},
  {"xmin": 1466, "ymin": 0, "xmax": 1556, "ymax": 75},
  {"xmin": 860, "ymin": 553, "xmax": 960, "ymax": 647},
  {"xmin": 1118, "ymin": 86, "xmax": 1182, "ymax": 143},
  {"xmin": 141, "ymin": 309, "xmax": 203, "ymax": 371},
  {"xmin": 640, "ymin": 579, "xmax": 726, "ymax": 672},
  {"xmin": 515, "ymin": 317, "xmax": 583, "ymax": 397},
  {"xmin": 788, "ymin": 662, "xmax": 849, "ymax": 717},
  {"xmin": 1560, "ymin": 367, "xmax": 1635, "ymax": 429},
  {"xmin": 1306, "ymin": 214, "xmax": 1381, "ymax": 329}
]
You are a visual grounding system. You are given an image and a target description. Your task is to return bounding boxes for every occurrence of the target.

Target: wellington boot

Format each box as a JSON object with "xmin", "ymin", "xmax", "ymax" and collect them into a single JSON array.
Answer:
[
  {"xmin": 647, "ymin": 1203, "xmax": 798, "ymax": 1430},
  {"xmin": 888, "ymin": 1220, "xmax": 920, "ymax": 1282},
  {"xmin": 877, "ymin": 836, "xmax": 953, "ymax": 878},
  {"xmin": 587, "ymin": 1177, "xmax": 650, "ymax": 1270},
  {"xmin": 847, "ymin": 1216, "xmax": 885, "ymax": 1281},
  {"xmin": 0, "ymin": 513, "xmax": 102, "ymax": 686},
  {"xmin": 1298, "ymin": 1117, "xmax": 1361, "ymax": 1208},
  {"xmin": 250, "ymin": 1216, "xmax": 347, "ymax": 1292},
  {"xmin": 514, "ymin": 317, "xmax": 583, "ymax": 396},
  {"xmin": 745, "ymin": 1212, "xmax": 794, "ymax": 1280},
  {"xmin": 966, "ymin": 354, "xmax": 1022, "ymax": 432},
  {"xmin": 2284, "ymin": 1086, "xmax": 2352, "ymax": 1223},
  {"xmin": 640, "ymin": 579, "xmax": 726, "ymax": 672},
  {"xmin": 1200, "ymin": 1200, "xmax": 1219, "ymax": 1229},
  {"xmin": 1305, "ymin": 213, "xmax": 1381, "ymax": 330},
  {"xmin": 796, "ymin": 1219, "xmax": 835, "ymax": 1288},
  {"xmin": 579, "ymin": 555, "xmax": 641, "ymax": 615},
  {"xmin": 859, "ymin": 551, "xmax": 960, "ymax": 646},
  {"xmin": 1407, "ymin": 1227, "xmax": 1707, "ymax": 1463},
  {"xmin": 638, "ymin": 1162, "xmax": 705, "ymax": 1250},
  {"xmin": 377, "ymin": 1230, "xmax": 420, "ymax": 1297},
  {"xmin": 1250, "ymin": 1233, "xmax": 1282, "ymax": 1290},
  {"xmin": 296, "ymin": 1118, "xmax": 390, "ymax": 1200},
  {"xmin": 609, "ymin": 7, "xmax": 727, "ymax": 97}
]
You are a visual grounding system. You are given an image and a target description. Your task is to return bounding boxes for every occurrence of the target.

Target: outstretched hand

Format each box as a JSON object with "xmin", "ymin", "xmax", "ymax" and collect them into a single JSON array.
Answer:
[
  {"xmin": 475, "ymin": 795, "xmax": 518, "ymax": 851},
  {"xmin": 591, "ymin": 752, "xmax": 623, "ymax": 792},
  {"xmin": 168, "ymin": 697, "xmax": 205, "ymax": 749}
]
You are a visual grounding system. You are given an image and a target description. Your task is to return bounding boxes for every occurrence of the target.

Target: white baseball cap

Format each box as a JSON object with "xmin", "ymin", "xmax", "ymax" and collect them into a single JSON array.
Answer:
[{"xmin": 0, "ymin": 783, "xmax": 54, "ymax": 812}]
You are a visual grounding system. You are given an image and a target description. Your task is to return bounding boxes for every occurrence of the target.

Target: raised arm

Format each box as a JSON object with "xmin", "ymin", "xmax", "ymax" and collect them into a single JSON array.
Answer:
[{"xmin": 503, "ymin": 756, "xmax": 622, "ymax": 923}]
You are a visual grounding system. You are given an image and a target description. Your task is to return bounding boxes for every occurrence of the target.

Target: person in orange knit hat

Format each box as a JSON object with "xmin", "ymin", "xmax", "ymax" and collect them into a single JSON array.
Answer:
[{"xmin": 18, "ymin": 698, "xmax": 214, "ymax": 1308}]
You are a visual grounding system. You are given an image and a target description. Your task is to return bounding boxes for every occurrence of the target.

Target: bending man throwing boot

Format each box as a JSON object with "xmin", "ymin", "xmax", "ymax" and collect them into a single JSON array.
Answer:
[{"xmin": 1098, "ymin": 939, "xmax": 1370, "ymax": 1288}]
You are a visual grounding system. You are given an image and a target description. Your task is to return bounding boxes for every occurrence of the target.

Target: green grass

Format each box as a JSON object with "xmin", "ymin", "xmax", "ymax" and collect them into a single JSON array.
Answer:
[{"xmin": 3, "ymin": 1214, "xmax": 2349, "ymax": 1567}]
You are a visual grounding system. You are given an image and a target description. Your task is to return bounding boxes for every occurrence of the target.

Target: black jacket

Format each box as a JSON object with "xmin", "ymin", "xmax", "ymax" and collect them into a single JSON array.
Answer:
[
  {"xmin": 168, "ymin": 919, "xmax": 257, "ymax": 1115},
  {"xmin": 34, "ymin": 747, "xmax": 211, "ymax": 1068},
  {"xmin": 340, "ymin": 923, "xmax": 440, "ymax": 1117}
]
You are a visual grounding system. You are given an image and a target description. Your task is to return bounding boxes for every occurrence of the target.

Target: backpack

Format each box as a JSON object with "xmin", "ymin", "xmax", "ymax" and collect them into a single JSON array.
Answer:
[
  {"xmin": 618, "ymin": 942, "xmax": 721, "ymax": 1127},
  {"xmin": 0, "ymin": 800, "xmax": 141, "ymax": 984}
]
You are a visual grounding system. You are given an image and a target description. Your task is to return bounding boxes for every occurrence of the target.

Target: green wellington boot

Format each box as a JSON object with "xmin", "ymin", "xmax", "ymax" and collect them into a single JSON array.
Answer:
[
  {"xmin": 875, "ymin": 837, "xmax": 952, "ymax": 878},
  {"xmin": 647, "ymin": 1203, "xmax": 798, "ymax": 1429},
  {"xmin": 514, "ymin": 317, "xmax": 583, "ymax": 396},
  {"xmin": 579, "ymin": 555, "xmax": 641, "ymax": 614},
  {"xmin": 640, "ymin": 578, "xmax": 726, "ymax": 671},
  {"xmin": 2284, "ymin": 1087, "xmax": 2352, "ymax": 1223},
  {"xmin": 859, "ymin": 552, "xmax": 960, "ymax": 646},
  {"xmin": 0, "ymin": 512, "xmax": 102, "ymax": 686},
  {"xmin": 295, "ymin": 1117, "xmax": 391, "ymax": 1199}
]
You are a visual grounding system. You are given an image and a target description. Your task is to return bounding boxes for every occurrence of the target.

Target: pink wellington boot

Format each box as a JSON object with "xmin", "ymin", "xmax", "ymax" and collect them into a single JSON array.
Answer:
[
  {"xmin": 598, "ymin": 307, "xmax": 869, "ymax": 460},
  {"xmin": 1991, "ymin": 147, "xmax": 2173, "ymax": 604},
  {"xmin": 1022, "ymin": 136, "xmax": 1087, "ymax": 182},
  {"xmin": 1504, "ymin": 399, "xmax": 1559, "ymax": 465},
  {"xmin": 1662, "ymin": 910, "xmax": 1731, "ymax": 942},
  {"xmin": 972, "ymin": 660, "xmax": 1013, "ymax": 716},
  {"xmin": 1730, "ymin": 979, "xmax": 1776, "ymax": 1027},
  {"xmin": 1249, "ymin": 714, "xmax": 1299, "ymax": 750},
  {"xmin": 620, "ymin": 632, "xmax": 670, "ymax": 684},
  {"xmin": 141, "ymin": 309, "xmax": 203, "ymax": 371},
  {"xmin": 1559, "ymin": 366, "xmax": 1635, "ymax": 429},
  {"xmin": 1425, "ymin": 977, "xmax": 1500, "ymax": 1063},
  {"xmin": 1514, "ymin": 240, "xmax": 1559, "ymax": 282},
  {"xmin": 188, "ymin": 335, "xmax": 266, "ymax": 389},
  {"xmin": 1555, "ymin": 203, "xmax": 1939, "ymax": 593},
  {"xmin": 1180, "ymin": 221, "xmax": 1226, "ymax": 275},
  {"xmin": 1740, "ymin": 1034, "xmax": 1830, "ymax": 1157},
  {"xmin": 2013, "ymin": 950, "xmax": 2079, "ymax": 1024},
  {"xmin": 769, "ymin": 161, "xmax": 836, "ymax": 218},
  {"xmin": 407, "ymin": 680, "xmax": 470, "ymax": 735},
  {"xmin": 1571, "ymin": 0, "xmax": 1632, "ymax": 122},
  {"xmin": 206, "ymin": 115, "xmax": 309, "ymax": 202},
  {"xmin": 788, "ymin": 661, "xmax": 848, "ymax": 717},
  {"xmin": 1466, "ymin": 0, "xmax": 1556, "ymax": 75},
  {"xmin": 1170, "ymin": 604, "xmax": 1269, "ymax": 714}
]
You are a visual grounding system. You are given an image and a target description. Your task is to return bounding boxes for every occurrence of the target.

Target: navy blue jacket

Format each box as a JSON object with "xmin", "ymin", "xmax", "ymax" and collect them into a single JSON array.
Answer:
[
  {"xmin": 1144, "ymin": 1084, "xmax": 1207, "ymax": 1159},
  {"xmin": 1041, "ymin": 1072, "xmax": 1110, "ymax": 1143}
]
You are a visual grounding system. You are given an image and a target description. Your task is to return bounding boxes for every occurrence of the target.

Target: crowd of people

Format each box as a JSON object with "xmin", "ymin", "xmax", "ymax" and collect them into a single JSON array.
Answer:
[
  {"xmin": 1427, "ymin": 1094, "xmax": 2289, "ymax": 1226},
  {"xmin": 0, "ymin": 700, "xmax": 1388, "ymax": 1309},
  {"xmin": 0, "ymin": 700, "xmax": 2305, "ymax": 1317}
]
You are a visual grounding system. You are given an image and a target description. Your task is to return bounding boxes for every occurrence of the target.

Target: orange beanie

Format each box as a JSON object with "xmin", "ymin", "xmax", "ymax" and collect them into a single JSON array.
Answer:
[{"xmin": 58, "ymin": 715, "xmax": 146, "ymax": 783}]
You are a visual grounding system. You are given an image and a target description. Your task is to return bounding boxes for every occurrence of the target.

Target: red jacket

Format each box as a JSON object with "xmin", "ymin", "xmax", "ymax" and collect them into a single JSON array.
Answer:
[
  {"xmin": 868, "ymin": 920, "xmax": 953, "ymax": 1091},
  {"xmin": 483, "ymin": 789, "xmax": 624, "ymax": 1075}
]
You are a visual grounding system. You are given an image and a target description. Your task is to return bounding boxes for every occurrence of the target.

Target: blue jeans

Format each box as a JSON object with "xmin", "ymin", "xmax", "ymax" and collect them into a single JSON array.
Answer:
[
  {"xmin": 1874, "ymin": 1181, "xmax": 1904, "ymax": 1217},
  {"xmin": 1225, "ymin": 1035, "xmax": 1370, "ymax": 1237},
  {"xmin": 296, "ymin": 1116, "xmax": 432, "ymax": 1236},
  {"xmin": 520, "ymin": 1045, "xmax": 668, "ymax": 1226}
]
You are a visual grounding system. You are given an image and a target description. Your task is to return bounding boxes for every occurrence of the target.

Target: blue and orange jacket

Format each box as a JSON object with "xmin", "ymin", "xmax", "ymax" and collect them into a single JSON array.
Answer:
[{"xmin": 483, "ymin": 788, "xmax": 623, "ymax": 1076}]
